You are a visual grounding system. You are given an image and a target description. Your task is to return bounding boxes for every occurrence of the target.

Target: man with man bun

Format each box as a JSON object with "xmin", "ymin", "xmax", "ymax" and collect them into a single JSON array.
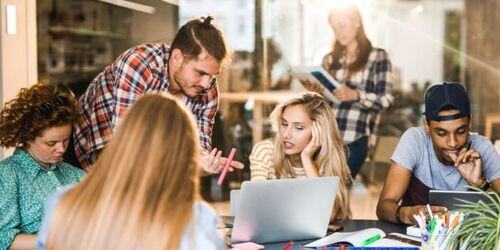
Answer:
[{"xmin": 66, "ymin": 16, "xmax": 243, "ymax": 173}]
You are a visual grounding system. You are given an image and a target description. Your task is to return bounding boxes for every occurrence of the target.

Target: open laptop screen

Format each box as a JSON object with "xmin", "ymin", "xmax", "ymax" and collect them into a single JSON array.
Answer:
[{"xmin": 230, "ymin": 177, "xmax": 339, "ymax": 244}]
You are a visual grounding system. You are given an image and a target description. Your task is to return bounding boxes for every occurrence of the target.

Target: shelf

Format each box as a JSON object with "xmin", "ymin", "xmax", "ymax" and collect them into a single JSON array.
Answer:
[
  {"xmin": 49, "ymin": 26, "xmax": 125, "ymax": 39},
  {"xmin": 49, "ymin": 67, "xmax": 103, "ymax": 74}
]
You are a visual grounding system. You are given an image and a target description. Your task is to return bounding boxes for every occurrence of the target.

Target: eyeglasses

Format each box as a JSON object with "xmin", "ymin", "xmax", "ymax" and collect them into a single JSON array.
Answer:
[{"xmin": 35, "ymin": 95, "xmax": 71, "ymax": 115}]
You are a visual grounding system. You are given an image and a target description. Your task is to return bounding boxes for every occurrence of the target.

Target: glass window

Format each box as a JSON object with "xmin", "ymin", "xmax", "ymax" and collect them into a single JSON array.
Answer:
[{"xmin": 37, "ymin": 0, "xmax": 179, "ymax": 96}]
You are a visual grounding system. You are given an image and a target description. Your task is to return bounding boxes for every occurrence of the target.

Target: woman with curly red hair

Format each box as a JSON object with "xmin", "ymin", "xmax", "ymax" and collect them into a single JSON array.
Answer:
[{"xmin": 0, "ymin": 83, "xmax": 85, "ymax": 249}]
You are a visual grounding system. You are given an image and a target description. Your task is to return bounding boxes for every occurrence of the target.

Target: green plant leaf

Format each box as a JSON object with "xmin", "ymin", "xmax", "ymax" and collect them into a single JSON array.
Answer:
[{"xmin": 448, "ymin": 188, "xmax": 500, "ymax": 249}]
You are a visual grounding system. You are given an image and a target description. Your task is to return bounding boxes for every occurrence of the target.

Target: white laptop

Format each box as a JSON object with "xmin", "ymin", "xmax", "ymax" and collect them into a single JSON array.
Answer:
[{"xmin": 230, "ymin": 177, "xmax": 339, "ymax": 244}]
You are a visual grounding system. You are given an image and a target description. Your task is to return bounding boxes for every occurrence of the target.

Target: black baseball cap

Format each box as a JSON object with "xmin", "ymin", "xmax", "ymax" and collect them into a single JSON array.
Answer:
[{"xmin": 424, "ymin": 82, "xmax": 470, "ymax": 121}]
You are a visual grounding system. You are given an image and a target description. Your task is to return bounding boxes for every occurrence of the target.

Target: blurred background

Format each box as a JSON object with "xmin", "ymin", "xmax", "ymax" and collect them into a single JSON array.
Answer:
[{"xmin": 1, "ymin": 0, "xmax": 499, "ymax": 218}]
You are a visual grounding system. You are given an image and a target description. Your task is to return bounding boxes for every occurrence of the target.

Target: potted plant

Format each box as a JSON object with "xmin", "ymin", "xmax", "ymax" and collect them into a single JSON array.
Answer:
[{"xmin": 449, "ymin": 188, "xmax": 499, "ymax": 250}]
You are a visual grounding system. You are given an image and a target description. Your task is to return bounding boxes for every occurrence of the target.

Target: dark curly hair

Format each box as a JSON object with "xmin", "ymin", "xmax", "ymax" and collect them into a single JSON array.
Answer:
[{"xmin": 0, "ymin": 83, "xmax": 79, "ymax": 147}]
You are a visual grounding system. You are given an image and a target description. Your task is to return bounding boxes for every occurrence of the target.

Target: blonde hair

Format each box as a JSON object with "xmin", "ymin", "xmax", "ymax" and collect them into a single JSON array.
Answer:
[
  {"xmin": 46, "ymin": 94, "xmax": 200, "ymax": 249},
  {"xmin": 270, "ymin": 92, "xmax": 352, "ymax": 219}
]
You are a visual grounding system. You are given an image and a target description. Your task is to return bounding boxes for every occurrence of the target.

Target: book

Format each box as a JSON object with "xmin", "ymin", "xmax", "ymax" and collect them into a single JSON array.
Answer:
[
  {"xmin": 406, "ymin": 225, "xmax": 420, "ymax": 238},
  {"xmin": 303, "ymin": 228, "xmax": 420, "ymax": 248},
  {"xmin": 290, "ymin": 66, "xmax": 341, "ymax": 103}
]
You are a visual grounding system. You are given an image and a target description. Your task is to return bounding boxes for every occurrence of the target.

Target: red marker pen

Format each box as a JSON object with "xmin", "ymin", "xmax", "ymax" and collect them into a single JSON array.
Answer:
[{"xmin": 217, "ymin": 148, "xmax": 237, "ymax": 185}]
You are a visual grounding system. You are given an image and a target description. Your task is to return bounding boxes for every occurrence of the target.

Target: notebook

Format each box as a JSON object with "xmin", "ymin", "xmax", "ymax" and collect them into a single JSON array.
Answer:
[
  {"xmin": 304, "ymin": 228, "xmax": 420, "ymax": 248},
  {"xmin": 406, "ymin": 225, "xmax": 420, "ymax": 238}
]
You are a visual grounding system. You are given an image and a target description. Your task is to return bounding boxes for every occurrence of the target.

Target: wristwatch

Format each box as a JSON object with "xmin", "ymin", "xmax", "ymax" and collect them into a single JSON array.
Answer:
[
  {"xmin": 470, "ymin": 177, "xmax": 490, "ymax": 191},
  {"xmin": 478, "ymin": 177, "xmax": 491, "ymax": 190}
]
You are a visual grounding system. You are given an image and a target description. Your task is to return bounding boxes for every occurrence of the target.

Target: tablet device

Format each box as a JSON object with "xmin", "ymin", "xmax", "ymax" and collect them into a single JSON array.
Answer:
[{"xmin": 429, "ymin": 190, "xmax": 495, "ymax": 210}]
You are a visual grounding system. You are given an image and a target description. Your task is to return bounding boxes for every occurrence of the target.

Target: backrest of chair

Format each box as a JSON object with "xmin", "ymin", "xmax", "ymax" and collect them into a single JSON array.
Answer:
[{"xmin": 372, "ymin": 136, "xmax": 400, "ymax": 163}]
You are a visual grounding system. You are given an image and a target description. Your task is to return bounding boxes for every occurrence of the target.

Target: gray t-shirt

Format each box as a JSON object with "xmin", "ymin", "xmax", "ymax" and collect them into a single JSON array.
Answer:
[{"xmin": 391, "ymin": 127, "xmax": 500, "ymax": 191}]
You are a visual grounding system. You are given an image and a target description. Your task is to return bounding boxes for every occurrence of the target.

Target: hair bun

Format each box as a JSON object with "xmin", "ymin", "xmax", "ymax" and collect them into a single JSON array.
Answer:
[{"xmin": 202, "ymin": 16, "xmax": 215, "ymax": 26}]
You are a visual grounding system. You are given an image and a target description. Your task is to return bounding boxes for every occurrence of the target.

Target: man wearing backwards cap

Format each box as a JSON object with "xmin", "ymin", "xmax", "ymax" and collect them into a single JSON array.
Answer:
[{"xmin": 376, "ymin": 82, "xmax": 500, "ymax": 225}]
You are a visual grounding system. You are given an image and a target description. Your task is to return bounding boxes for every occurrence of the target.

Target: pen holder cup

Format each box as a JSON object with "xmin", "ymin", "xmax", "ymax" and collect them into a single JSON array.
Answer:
[{"xmin": 421, "ymin": 231, "xmax": 449, "ymax": 250}]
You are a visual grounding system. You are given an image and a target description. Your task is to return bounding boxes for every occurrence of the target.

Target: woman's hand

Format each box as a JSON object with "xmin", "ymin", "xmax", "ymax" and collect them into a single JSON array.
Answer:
[
  {"xmin": 300, "ymin": 122, "xmax": 322, "ymax": 178},
  {"xmin": 333, "ymin": 86, "xmax": 359, "ymax": 102},
  {"xmin": 299, "ymin": 79, "xmax": 324, "ymax": 94},
  {"xmin": 301, "ymin": 122, "xmax": 321, "ymax": 177},
  {"xmin": 9, "ymin": 234, "xmax": 37, "ymax": 250},
  {"xmin": 301, "ymin": 122, "xmax": 322, "ymax": 161}
]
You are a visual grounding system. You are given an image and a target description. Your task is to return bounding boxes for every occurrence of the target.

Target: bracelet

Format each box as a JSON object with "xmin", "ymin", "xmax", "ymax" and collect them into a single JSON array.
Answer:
[
  {"xmin": 477, "ymin": 177, "xmax": 487, "ymax": 189},
  {"xmin": 395, "ymin": 206, "xmax": 404, "ymax": 224}
]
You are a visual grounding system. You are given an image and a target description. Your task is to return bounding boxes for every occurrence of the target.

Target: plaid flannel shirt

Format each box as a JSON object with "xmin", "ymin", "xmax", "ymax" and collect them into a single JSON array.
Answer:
[
  {"xmin": 321, "ymin": 47, "xmax": 393, "ymax": 147},
  {"xmin": 74, "ymin": 43, "xmax": 218, "ymax": 169}
]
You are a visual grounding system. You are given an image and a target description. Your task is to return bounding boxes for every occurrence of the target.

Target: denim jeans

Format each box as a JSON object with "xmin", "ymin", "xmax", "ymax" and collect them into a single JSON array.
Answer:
[{"xmin": 346, "ymin": 136, "xmax": 368, "ymax": 179}]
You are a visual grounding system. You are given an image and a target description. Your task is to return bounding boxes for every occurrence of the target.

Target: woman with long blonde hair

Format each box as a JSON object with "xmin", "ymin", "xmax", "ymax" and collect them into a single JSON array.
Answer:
[
  {"xmin": 37, "ymin": 94, "xmax": 224, "ymax": 249},
  {"xmin": 249, "ymin": 92, "xmax": 352, "ymax": 220}
]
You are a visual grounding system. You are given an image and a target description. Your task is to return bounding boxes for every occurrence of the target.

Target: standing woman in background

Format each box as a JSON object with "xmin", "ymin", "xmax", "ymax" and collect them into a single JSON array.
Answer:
[
  {"xmin": 0, "ymin": 83, "xmax": 85, "ymax": 250},
  {"xmin": 302, "ymin": 4, "xmax": 394, "ymax": 179},
  {"xmin": 38, "ymin": 94, "xmax": 224, "ymax": 250}
]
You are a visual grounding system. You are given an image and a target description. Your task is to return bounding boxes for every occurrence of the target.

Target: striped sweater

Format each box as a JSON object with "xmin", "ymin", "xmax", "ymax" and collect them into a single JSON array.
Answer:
[{"xmin": 249, "ymin": 140, "xmax": 306, "ymax": 180}]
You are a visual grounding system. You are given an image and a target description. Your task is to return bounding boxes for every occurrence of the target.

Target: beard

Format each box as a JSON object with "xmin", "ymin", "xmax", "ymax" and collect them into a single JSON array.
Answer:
[{"xmin": 172, "ymin": 72, "xmax": 198, "ymax": 98}]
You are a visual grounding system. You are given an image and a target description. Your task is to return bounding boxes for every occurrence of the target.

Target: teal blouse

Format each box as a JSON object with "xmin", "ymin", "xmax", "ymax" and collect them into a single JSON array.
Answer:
[{"xmin": 0, "ymin": 148, "xmax": 85, "ymax": 249}]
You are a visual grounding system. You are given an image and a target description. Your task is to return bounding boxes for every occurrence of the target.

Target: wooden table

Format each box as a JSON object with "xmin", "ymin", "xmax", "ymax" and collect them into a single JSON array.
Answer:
[{"xmin": 220, "ymin": 91, "xmax": 303, "ymax": 144}]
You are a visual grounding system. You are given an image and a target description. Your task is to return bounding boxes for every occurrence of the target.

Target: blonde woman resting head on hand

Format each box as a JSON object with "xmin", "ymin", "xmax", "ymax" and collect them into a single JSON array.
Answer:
[
  {"xmin": 249, "ymin": 92, "xmax": 352, "ymax": 220},
  {"xmin": 38, "ymin": 94, "xmax": 224, "ymax": 250}
]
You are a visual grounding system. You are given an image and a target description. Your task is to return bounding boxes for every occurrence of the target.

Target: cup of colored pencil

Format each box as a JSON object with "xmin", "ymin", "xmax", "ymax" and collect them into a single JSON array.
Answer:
[{"xmin": 414, "ymin": 204, "xmax": 464, "ymax": 250}]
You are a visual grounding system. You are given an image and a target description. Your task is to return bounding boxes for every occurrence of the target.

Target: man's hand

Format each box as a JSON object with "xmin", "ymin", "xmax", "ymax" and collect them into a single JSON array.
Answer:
[
  {"xmin": 200, "ymin": 148, "xmax": 244, "ymax": 175},
  {"xmin": 332, "ymin": 86, "xmax": 359, "ymax": 102},
  {"xmin": 450, "ymin": 147, "xmax": 484, "ymax": 188},
  {"xmin": 401, "ymin": 205, "xmax": 447, "ymax": 225}
]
